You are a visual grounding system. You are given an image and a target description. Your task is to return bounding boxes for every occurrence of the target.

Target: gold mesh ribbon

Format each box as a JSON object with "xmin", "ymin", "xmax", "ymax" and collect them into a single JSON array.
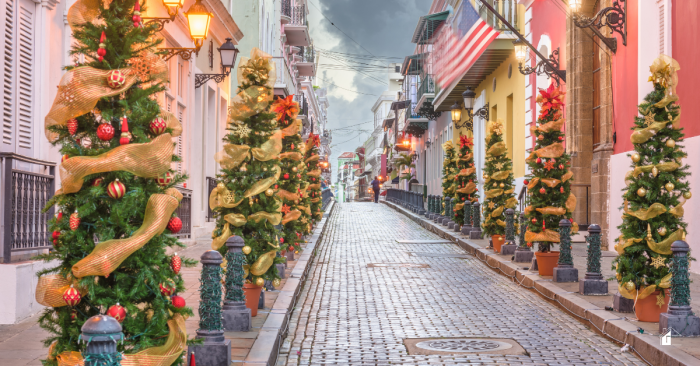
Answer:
[
  {"xmin": 442, "ymin": 140, "xmax": 454, "ymax": 151},
  {"xmin": 561, "ymin": 171, "xmax": 573, "ymax": 183},
  {"xmin": 496, "ymin": 219, "xmax": 506, "ymax": 227},
  {"xmin": 282, "ymin": 210, "xmax": 301, "ymax": 224},
  {"xmin": 308, "ymin": 183, "xmax": 321, "ymax": 190},
  {"xmin": 210, "ymin": 184, "xmax": 245, "ymax": 209},
  {"xmin": 460, "ymin": 153, "xmax": 473, "ymax": 161},
  {"xmin": 527, "ymin": 143, "xmax": 565, "ymax": 160},
  {"xmin": 566, "ymin": 194, "xmax": 577, "ymax": 213},
  {"xmin": 647, "ymin": 228, "xmax": 684, "ymax": 255},
  {"xmin": 615, "ymin": 236, "xmax": 642, "ymax": 255},
  {"xmin": 532, "ymin": 119, "xmax": 564, "ymax": 134},
  {"xmin": 504, "ymin": 188, "xmax": 514, "ymax": 195},
  {"xmin": 310, "ymin": 197, "xmax": 320, "ymax": 203},
  {"xmin": 305, "ymin": 154, "xmax": 320, "ymax": 163},
  {"xmin": 456, "ymin": 182, "xmax": 477, "ymax": 194},
  {"xmin": 458, "ymin": 167, "xmax": 476, "ymax": 176},
  {"xmin": 308, "ymin": 169, "xmax": 322, "ymax": 177},
  {"xmin": 314, "ymin": 211, "xmax": 324, "ymax": 218},
  {"xmin": 485, "ymin": 189, "xmax": 503, "ymax": 198},
  {"xmin": 536, "ymin": 207, "xmax": 566, "ymax": 215},
  {"xmin": 298, "ymin": 205, "xmax": 311, "ymax": 216},
  {"xmin": 248, "ymin": 212, "xmax": 282, "ymax": 225},
  {"xmin": 649, "ymin": 54, "xmax": 680, "ymax": 97},
  {"xmin": 72, "ymin": 189, "xmax": 182, "ymax": 278},
  {"xmin": 58, "ymin": 134, "xmax": 174, "ymax": 195},
  {"xmin": 671, "ymin": 111, "xmax": 681, "ymax": 129},
  {"xmin": 619, "ymin": 273, "xmax": 671, "ymax": 300},
  {"xmin": 250, "ymin": 250, "xmax": 277, "ymax": 276},
  {"xmin": 623, "ymin": 200, "xmax": 667, "ymax": 220},
  {"xmin": 57, "ymin": 352, "xmax": 84, "ymax": 366},
  {"xmin": 244, "ymin": 166, "xmax": 281, "ymax": 198},
  {"xmin": 215, "ymin": 144, "xmax": 250, "ymax": 170},
  {"xmin": 120, "ymin": 314, "xmax": 187, "ymax": 366},
  {"xmin": 490, "ymin": 171, "xmax": 509, "ymax": 180},
  {"xmin": 45, "ymin": 63, "xmax": 167, "ymax": 142},
  {"xmin": 66, "ymin": 0, "xmax": 105, "ymax": 31},
  {"xmin": 251, "ymin": 130, "xmax": 283, "ymax": 161},
  {"xmin": 527, "ymin": 178, "xmax": 540, "ymax": 190},
  {"xmin": 630, "ymin": 120, "xmax": 668, "ymax": 144},
  {"xmin": 162, "ymin": 111, "xmax": 183, "ymax": 137},
  {"xmin": 524, "ymin": 205, "xmax": 533, "ymax": 216},
  {"xmin": 540, "ymin": 178, "xmax": 561, "ymax": 188},
  {"xmin": 280, "ymin": 151, "xmax": 303, "ymax": 161},
  {"xmin": 505, "ymin": 197, "xmax": 518, "ymax": 208},
  {"xmin": 525, "ymin": 229, "xmax": 560, "ymax": 243},
  {"xmin": 281, "ymin": 120, "xmax": 301, "ymax": 136},
  {"xmin": 454, "ymin": 203, "xmax": 464, "ymax": 211},
  {"xmin": 229, "ymin": 50, "xmax": 276, "ymax": 123},
  {"xmin": 491, "ymin": 207, "xmax": 504, "ymax": 218},
  {"xmin": 212, "ymin": 223, "xmax": 232, "ymax": 250},
  {"xmin": 632, "ymin": 162, "xmax": 679, "ymax": 178},
  {"xmin": 487, "ymin": 142, "xmax": 506, "ymax": 156},
  {"xmin": 225, "ymin": 214, "xmax": 247, "ymax": 227},
  {"xmin": 36, "ymin": 275, "xmax": 87, "ymax": 308},
  {"xmin": 276, "ymin": 189, "xmax": 299, "ymax": 202},
  {"xmin": 669, "ymin": 198, "xmax": 686, "ymax": 217}
]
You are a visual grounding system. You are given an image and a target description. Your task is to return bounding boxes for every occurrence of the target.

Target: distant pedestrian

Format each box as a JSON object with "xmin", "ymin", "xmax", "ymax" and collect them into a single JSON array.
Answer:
[{"xmin": 371, "ymin": 176, "xmax": 380, "ymax": 203}]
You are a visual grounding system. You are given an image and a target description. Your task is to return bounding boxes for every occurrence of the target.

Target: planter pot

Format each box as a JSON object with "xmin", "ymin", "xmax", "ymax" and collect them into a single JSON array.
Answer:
[
  {"xmin": 243, "ymin": 283, "xmax": 263, "ymax": 317},
  {"xmin": 492, "ymin": 235, "xmax": 505, "ymax": 253},
  {"xmin": 635, "ymin": 290, "xmax": 670, "ymax": 322},
  {"xmin": 535, "ymin": 251, "xmax": 560, "ymax": 276}
]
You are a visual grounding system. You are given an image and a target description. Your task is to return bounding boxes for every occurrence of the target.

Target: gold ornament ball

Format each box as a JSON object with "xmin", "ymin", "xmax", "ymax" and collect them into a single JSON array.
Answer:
[
  {"xmin": 625, "ymin": 281, "xmax": 636, "ymax": 291},
  {"xmin": 683, "ymin": 191, "xmax": 692, "ymax": 199},
  {"xmin": 665, "ymin": 182, "xmax": 675, "ymax": 192},
  {"xmin": 652, "ymin": 166, "xmax": 659, "ymax": 177},
  {"xmin": 666, "ymin": 139, "xmax": 676, "ymax": 148},
  {"xmin": 272, "ymin": 278, "xmax": 281, "ymax": 288},
  {"xmin": 242, "ymin": 246, "xmax": 252, "ymax": 255},
  {"xmin": 484, "ymin": 174, "xmax": 489, "ymax": 180},
  {"xmin": 631, "ymin": 153, "xmax": 640, "ymax": 163},
  {"xmin": 637, "ymin": 187, "xmax": 647, "ymax": 197},
  {"xmin": 265, "ymin": 188, "xmax": 274, "ymax": 196},
  {"xmin": 658, "ymin": 226, "xmax": 668, "ymax": 236},
  {"xmin": 255, "ymin": 277, "xmax": 265, "ymax": 287},
  {"xmin": 292, "ymin": 166, "xmax": 298, "ymax": 172},
  {"xmin": 499, "ymin": 183, "xmax": 504, "ymax": 188},
  {"xmin": 217, "ymin": 182, "xmax": 225, "ymax": 190}
]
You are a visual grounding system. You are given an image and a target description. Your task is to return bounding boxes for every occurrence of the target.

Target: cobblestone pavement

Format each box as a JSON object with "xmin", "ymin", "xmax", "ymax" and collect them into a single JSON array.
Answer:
[{"xmin": 278, "ymin": 202, "xmax": 644, "ymax": 366}]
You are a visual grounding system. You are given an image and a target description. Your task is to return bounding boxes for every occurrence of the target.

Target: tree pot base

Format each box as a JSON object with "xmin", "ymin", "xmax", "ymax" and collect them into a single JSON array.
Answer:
[
  {"xmin": 613, "ymin": 292, "xmax": 634, "ymax": 313},
  {"xmin": 579, "ymin": 278, "xmax": 608, "ymax": 295},
  {"xmin": 513, "ymin": 249, "xmax": 533, "ymax": 263},
  {"xmin": 501, "ymin": 244, "xmax": 516, "ymax": 255},
  {"xmin": 635, "ymin": 290, "xmax": 669, "ymax": 322},
  {"xmin": 534, "ymin": 251, "xmax": 560, "ymax": 276},
  {"xmin": 553, "ymin": 265, "xmax": 578, "ymax": 283},
  {"xmin": 242, "ymin": 284, "xmax": 263, "ymax": 317}
]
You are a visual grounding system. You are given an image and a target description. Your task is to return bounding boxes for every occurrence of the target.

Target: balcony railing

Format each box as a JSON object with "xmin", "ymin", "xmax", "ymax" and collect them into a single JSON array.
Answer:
[
  {"xmin": 0, "ymin": 153, "xmax": 56, "ymax": 263},
  {"xmin": 174, "ymin": 187, "xmax": 192, "ymax": 239},
  {"xmin": 297, "ymin": 46, "xmax": 315, "ymax": 63},
  {"xmin": 291, "ymin": 4, "xmax": 306, "ymax": 25},
  {"xmin": 281, "ymin": 0, "xmax": 291, "ymax": 19},
  {"xmin": 478, "ymin": 0, "xmax": 519, "ymax": 33},
  {"xmin": 417, "ymin": 75, "xmax": 435, "ymax": 103},
  {"xmin": 297, "ymin": 95, "xmax": 309, "ymax": 117},
  {"xmin": 321, "ymin": 188, "xmax": 333, "ymax": 211},
  {"xmin": 206, "ymin": 177, "xmax": 217, "ymax": 222},
  {"xmin": 273, "ymin": 57, "xmax": 295, "ymax": 91}
]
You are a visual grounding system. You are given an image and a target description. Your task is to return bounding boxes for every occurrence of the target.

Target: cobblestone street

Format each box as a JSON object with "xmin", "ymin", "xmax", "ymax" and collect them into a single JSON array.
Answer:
[{"xmin": 278, "ymin": 202, "xmax": 644, "ymax": 365}]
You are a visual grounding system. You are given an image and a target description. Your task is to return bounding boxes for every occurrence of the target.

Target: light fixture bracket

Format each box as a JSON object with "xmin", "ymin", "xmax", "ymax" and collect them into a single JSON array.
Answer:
[
  {"xmin": 455, "ymin": 103, "xmax": 489, "ymax": 131},
  {"xmin": 572, "ymin": 0, "xmax": 626, "ymax": 54},
  {"xmin": 518, "ymin": 48, "xmax": 564, "ymax": 87}
]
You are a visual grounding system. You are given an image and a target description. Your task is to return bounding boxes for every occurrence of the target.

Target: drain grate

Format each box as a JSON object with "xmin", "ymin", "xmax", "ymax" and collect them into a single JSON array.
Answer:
[
  {"xmin": 366, "ymin": 263, "xmax": 430, "ymax": 268},
  {"xmin": 404, "ymin": 338, "xmax": 526, "ymax": 356},
  {"xmin": 408, "ymin": 252, "xmax": 471, "ymax": 259}
]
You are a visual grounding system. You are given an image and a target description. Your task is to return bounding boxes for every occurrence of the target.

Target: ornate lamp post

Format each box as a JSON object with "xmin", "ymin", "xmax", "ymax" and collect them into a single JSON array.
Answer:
[
  {"xmin": 142, "ymin": 0, "xmax": 185, "ymax": 31},
  {"xmin": 579, "ymin": 225, "xmax": 607, "ymax": 295},
  {"xmin": 195, "ymin": 38, "xmax": 240, "ymax": 89},
  {"xmin": 513, "ymin": 39, "xmax": 565, "ymax": 87},
  {"xmin": 454, "ymin": 87, "xmax": 489, "ymax": 132}
]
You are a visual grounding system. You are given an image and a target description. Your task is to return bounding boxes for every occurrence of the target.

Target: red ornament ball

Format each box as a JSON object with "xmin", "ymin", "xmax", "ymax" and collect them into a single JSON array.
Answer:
[
  {"xmin": 462, "ymin": 197, "xmax": 465, "ymax": 201},
  {"xmin": 70, "ymin": 309, "xmax": 77, "ymax": 321},
  {"xmin": 63, "ymin": 285, "xmax": 81, "ymax": 306},
  {"xmin": 52, "ymin": 231, "xmax": 61, "ymax": 240},
  {"xmin": 106, "ymin": 70, "xmax": 126, "ymax": 89},
  {"xmin": 67, "ymin": 119, "xmax": 78, "ymax": 135},
  {"xmin": 167, "ymin": 217, "xmax": 182, "ymax": 233},
  {"xmin": 559, "ymin": 164, "xmax": 564, "ymax": 169},
  {"xmin": 156, "ymin": 172, "xmax": 173, "ymax": 186},
  {"xmin": 171, "ymin": 253, "xmax": 181, "ymax": 274},
  {"xmin": 107, "ymin": 179, "xmax": 126, "ymax": 199},
  {"xmin": 539, "ymin": 187, "xmax": 546, "ymax": 194},
  {"xmin": 160, "ymin": 282, "xmax": 175, "ymax": 296},
  {"xmin": 172, "ymin": 295, "xmax": 186, "ymax": 309},
  {"xmin": 569, "ymin": 218, "xmax": 574, "ymax": 223},
  {"xmin": 288, "ymin": 246, "xmax": 294, "ymax": 251},
  {"xmin": 96, "ymin": 123, "xmax": 115, "ymax": 141},
  {"xmin": 283, "ymin": 173, "xmax": 290, "ymax": 179},
  {"xmin": 106, "ymin": 303, "xmax": 127, "ymax": 322},
  {"xmin": 536, "ymin": 158, "xmax": 542, "ymax": 164},
  {"xmin": 150, "ymin": 117, "xmax": 167, "ymax": 135},
  {"xmin": 523, "ymin": 179, "xmax": 529, "ymax": 185},
  {"xmin": 558, "ymin": 136, "xmax": 563, "ymax": 141},
  {"xmin": 297, "ymin": 174, "xmax": 301, "ymax": 179},
  {"xmin": 531, "ymin": 218, "xmax": 537, "ymax": 224}
]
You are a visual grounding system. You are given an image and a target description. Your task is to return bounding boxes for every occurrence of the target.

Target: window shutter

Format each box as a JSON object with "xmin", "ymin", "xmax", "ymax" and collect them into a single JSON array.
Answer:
[
  {"xmin": 176, "ymin": 104, "xmax": 184, "ymax": 175},
  {"xmin": 2, "ymin": 0, "xmax": 15, "ymax": 151},
  {"xmin": 16, "ymin": 0, "xmax": 34, "ymax": 153}
]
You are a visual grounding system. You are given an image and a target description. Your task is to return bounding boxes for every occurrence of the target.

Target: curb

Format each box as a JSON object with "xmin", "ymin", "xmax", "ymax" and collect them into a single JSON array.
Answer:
[
  {"xmin": 383, "ymin": 200, "xmax": 699, "ymax": 366},
  {"xmin": 243, "ymin": 200, "xmax": 336, "ymax": 366}
]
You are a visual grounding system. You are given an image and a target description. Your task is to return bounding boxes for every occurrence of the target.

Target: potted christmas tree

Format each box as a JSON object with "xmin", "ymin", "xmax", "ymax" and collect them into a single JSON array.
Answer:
[
  {"xmin": 454, "ymin": 135, "xmax": 479, "ymax": 228},
  {"xmin": 482, "ymin": 120, "xmax": 517, "ymax": 253},
  {"xmin": 614, "ymin": 55, "xmax": 688, "ymax": 322},
  {"xmin": 37, "ymin": 0, "xmax": 194, "ymax": 362},
  {"xmin": 441, "ymin": 141, "xmax": 458, "ymax": 223},
  {"xmin": 305, "ymin": 134, "xmax": 323, "ymax": 225},
  {"xmin": 524, "ymin": 84, "xmax": 576, "ymax": 276}
]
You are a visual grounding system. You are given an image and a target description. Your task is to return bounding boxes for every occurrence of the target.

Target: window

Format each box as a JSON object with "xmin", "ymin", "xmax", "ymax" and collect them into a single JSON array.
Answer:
[
  {"xmin": 593, "ymin": 28, "xmax": 601, "ymax": 148},
  {"xmin": 395, "ymin": 65, "xmax": 400, "ymax": 73},
  {"xmin": 1, "ymin": 0, "xmax": 35, "ymax": 155}
]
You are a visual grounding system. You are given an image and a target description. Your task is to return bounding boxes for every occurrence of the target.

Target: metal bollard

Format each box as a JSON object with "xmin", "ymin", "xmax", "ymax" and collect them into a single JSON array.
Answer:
[
  {"xmin": 223, "ymin": 236, "xmax": 252, "ymax": 331},
  {"xmin": 579, "ymin": 225, "xmax": 607, "ymax": 295},
  {"xmin": 80, "ymin": 315, "xmax": 123, "ymax": 366},
  {"xmin": 469, "ymin": 202, "xmax": 482, "ymax": 239},
  {"xmin": 659, "ymin": 238, "xmax": 700, "ymax": 336},
  {"xmin": 501, "ymin": 208, "xmax": 517, "ymax": 255},
  {"xmin": 514, "ymin": 212, "xmax": 533, "ymax": 263},
  {"xmin": 461, "ymin": 201, "xmax": 472, "ymax": 235},
  {"xmin": 553, "ymin": 219, "xmax": 578, "ymax": 283}
]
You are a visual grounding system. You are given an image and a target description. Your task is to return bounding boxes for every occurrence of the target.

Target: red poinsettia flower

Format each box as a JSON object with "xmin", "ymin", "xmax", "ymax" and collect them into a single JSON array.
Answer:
[
  {"xmin": 308, "ymin": 134, "xmax": 320, "ymax": 147},
  {"xmin": 271, "ymin": 94, "xmax": 299, "ymax": 122},
  {"xmin": 536, "ymin": 83, "xmax": 566, "ymax": 118},
  {"xmin": 459, "ymin": 135, "xmax": 473, "ymax": 148}
]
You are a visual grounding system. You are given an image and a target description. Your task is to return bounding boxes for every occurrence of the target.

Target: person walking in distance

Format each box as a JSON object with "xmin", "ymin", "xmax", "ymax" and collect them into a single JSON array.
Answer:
[{"xmin": 371, "ymin": 176, "xmax": 381, "ymax": 203}]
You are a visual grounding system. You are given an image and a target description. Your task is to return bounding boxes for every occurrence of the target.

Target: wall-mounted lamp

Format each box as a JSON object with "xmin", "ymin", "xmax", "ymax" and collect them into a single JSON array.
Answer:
[
  {"xmin": 157, "ymin": 0, "xmax": 214, "ymax": 61},
  {"xmin": 513, "ymin": 39, "xmax": 566, "ymax": 86},
  {"xmin": 142, "ymin": 0, "xmax": 185, "ymax": 31},
  {"xmin": 195, "ymin": 38, "xmax": 239, "ymax": 89},
  {"xmin": 452, "ymin": 87, "xmax": 488, "ymax": 131},
  {"xmin": 570, "ymin": 0, "xmax": 626, "ymax": 54}
]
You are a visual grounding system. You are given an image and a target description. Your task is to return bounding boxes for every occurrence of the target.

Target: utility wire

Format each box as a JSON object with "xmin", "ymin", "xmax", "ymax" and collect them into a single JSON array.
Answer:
[
  {"xmin": 317, "ymin": 76, "xmax": 379, "ymax": 96},
  {"xmin": 308, "ymin": 0, "xmax": 376, "ymax": 56}
]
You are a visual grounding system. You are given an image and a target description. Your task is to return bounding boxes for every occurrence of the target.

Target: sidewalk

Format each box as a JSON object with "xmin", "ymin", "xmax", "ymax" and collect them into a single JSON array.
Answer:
[{"xmin": 384, "ymin": 200, "xmax": 700, "ymax": 366}]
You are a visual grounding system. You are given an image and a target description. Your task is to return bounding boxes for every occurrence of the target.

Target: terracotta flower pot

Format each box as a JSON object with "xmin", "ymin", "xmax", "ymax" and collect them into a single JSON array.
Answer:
[
  {"xmin": 492, "ymin": 235, "xmax": 505, "ymax": 253},
  {"xmin": 535, "ymin": 251, "xmax": 560, "ymax": 276},
  {"xmin": 635, "ymin": 290, "xmax": 670, "ymax": 322},
  {"xmin": 243, "ymin": 283, "xmax": 263, "ymax": 317}
]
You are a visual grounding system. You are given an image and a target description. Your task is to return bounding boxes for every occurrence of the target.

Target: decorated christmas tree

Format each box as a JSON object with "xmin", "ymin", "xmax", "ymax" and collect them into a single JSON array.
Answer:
[
  {"xmin": 454, "ymin": 135, "xmax": 479, "ymax": 225},
  {"xmin": 37, "ymin": 0, "xmax": 193, "ymax": 363},
  {"xmin": 524, "ymin": 84, "xmax": 576, "ymax": 252},
  {"xmin": 272, "ymin": 95, "xmax": 306, "ymax": 252},
  {"xmin": 297, "ymin": 145, "xmax": 313, "ymax": 236},
  {"xmin": 210, "ymin": 48, "xmax": 284, "ymax": 288},
  {"xmin": 482, "ymin": 121, "xmax": 517, "ymax": 236},
  {"xmin": 305, "ymin": 134, "xmax": 323, "ymax": 225},
  {"xmin": 441, "ymin": 141, "xmax": 458, "ymax": 216},
  {"xmin": 614, "ymin": 55, "xmax": 689, "ymax": 305}
]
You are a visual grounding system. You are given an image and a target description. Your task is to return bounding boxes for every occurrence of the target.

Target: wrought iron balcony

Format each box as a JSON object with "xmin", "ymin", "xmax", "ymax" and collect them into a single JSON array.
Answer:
[{"xmin": 478, "ymin": 0, "xmax": 519, "ymax": 33}]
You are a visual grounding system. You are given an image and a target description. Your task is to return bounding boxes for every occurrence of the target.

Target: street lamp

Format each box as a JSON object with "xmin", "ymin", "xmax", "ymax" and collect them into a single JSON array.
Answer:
[
  {"xmin": 513, "ymin": 39, "xmax": 565, "ymax": 87},
  {"xmin": 513, "ymin": 38, "xmax": 528, "ymax": 64},
  {"xmin": 450, "ymin": 102, "xmax": 462, "ymax": 124},
  {"xmin": 142, "ymin": 0, "xmax": 185, "ymax": 30},
  {"xmin": 195, "ymin": 38, "xmax": 239, "ymax": 88},
  {"xmin": 570, "ymin": 0, "xmax": 626, "ymax": 53},
  {"xmin": 569, "ymin": 0, "xmax": 582, "ymax": 12},
  {"xmin": 454, "ymin": 87, "xmax": 489, "ymax": 131},
  {"xmin": 185, "ymin": 0, "xmax": 213, "ymax": 49},
  {"xmin": 162, "ymin": 0, "xmax": 185, "ymax": 16}
]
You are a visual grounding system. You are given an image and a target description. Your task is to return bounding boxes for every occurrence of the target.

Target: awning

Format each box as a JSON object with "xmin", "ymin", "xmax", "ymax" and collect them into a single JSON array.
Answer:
[
  {"xmin": 411, "ymin": 10, "xmax": 450, "ymax": 44},
  {"xmin": 390, "ymin": 100, "xmax": 411, "ymax": 110},
  {"xmin": 405, "ymin": 119, "xmax": 429, "ymax": 138},
  {"xmin": 400, "ymin": 54, "xmax": 425, "ymax": 75}
]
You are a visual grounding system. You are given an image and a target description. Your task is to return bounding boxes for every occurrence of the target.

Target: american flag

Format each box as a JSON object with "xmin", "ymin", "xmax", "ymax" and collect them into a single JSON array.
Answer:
[{"xmin": 434, "ymin": 1, "xmax": 500, "ymax": 89}]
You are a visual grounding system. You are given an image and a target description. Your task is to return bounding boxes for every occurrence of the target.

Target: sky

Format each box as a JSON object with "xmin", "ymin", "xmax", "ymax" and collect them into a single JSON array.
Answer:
[{"xmin": 307, "ymin": 0, "xmax": 431, "ymax": 183}]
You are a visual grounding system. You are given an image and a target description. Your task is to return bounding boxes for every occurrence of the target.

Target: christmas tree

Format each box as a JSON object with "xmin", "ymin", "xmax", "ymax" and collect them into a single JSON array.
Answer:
[
  {"xmin": 297, "ymin": 145, "xmax": 313, "ymax": 236},
  {"xmin": 441, "ymin": 141, "xmax": 458, "ymax": 216},
  {"xmin": 454, "ymin": 135, "xmax": 479, "ymax": 225},
  {"xmin": 524, "ymin": 84, "xmax": 576, "ymax": 252},
  {"xmin": 482, "ymin": 121, "xmax": 517, "ymax": 236},
  {"xmin": 272, "ymin": 95, "xmax": 306, "ymax": 252},
  {"xmin": 305, "ymin": 134, "xmax": 323, "ymax": 225},
  {"xmin": 211, "ymin": 48, "xmax": 284, "ymax": 288},
  {"xmin": 614, "ymin": 55, "xmax": 688, "ymax": 305},
  {"xmin": 37, "ymin": 0, "xmax": 193, "ymax": 363}
]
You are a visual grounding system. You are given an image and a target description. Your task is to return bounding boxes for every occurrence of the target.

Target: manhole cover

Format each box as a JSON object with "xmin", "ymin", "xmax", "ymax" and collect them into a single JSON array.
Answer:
[
  {"xmin": 367, "ymin": 263, "xmax": 430, "ymax": 268},
  {"xmin": 404, "ymin": 338, "xmax": 526, "ymax": 356},
  {"xmin": 408, "ymin": 252, "xmax": 470, "ymax": 258}
]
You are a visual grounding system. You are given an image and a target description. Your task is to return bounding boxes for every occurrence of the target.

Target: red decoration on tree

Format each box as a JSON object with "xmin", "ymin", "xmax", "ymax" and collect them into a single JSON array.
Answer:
[
  {"xmin": 52, "ymin": 231, "xmax": 60, "ymax": 240},
  {"xmin": 97, "ymin": 31, "xmax": 107, "ymax": 62},
  {"xmin": 283, "ymin": 173, "xmax": 289, "ymax": 179},
  {"xmin": 558, "ymin": 136, "xmax": 563, "ymax": 141},
  {"xmin": 62, "ymin": 154, "xmax": 70, "ymax": 163},
  {"xmin": 297, "ymin": 174, "xmax": 301, "ymax": 179},
  {"xmin": 107, "ymin": 303, "xmax": 127, "ymax": 322},
  {"xmin": 523, "ymin": 179, "xmax": 529, "ymax": 185},
  {"xmin": 97, "ymin": 123, "xmax": 115, "ymax": 141},
  {"xmin": 119, "ymin": 116, "xmax": 131, "ymax": 145},
  {"xmin": 543, "ymin": 160, "xmax": 555, "ymax": 171},
  {"xmin": 559, "ymin": 164, "xmax": 564, "ymax": 170},
  {"xmin": 57, "ymin": 212, "xmax": 63, "ymax": 221},
  {"xmin": 560, "ymin": 186, "xmax": 565, "ymax": 193},
  {"xmin": 172, "ymin": 295, "xmax": 186, "ymax": 308},
  {"xmin": 459, "ymin": 135, "xmax": 474, "ymax": 148},
  {"xmin": 190, "ymin": 352, "xmax": 196, "ymax": 366},
  {"xmin": 69, "ymin": 212, "xmax": 80, "ymax": 231},
  {"xmin": 107, "ymin": 179, "xmax": 126, "ymax": 199},
  {"xmin": 531, "ymin": 218, "xmax": 537, "ymax": 224},
  {"xmin": 291, "ymin": 143, "xmax": 295, "ymax": 149},
  {"xmin": 281, "ymin": 204, "xmax": 291, "ymax": 215},
  {"xmin": 288, "ymin": 246, "xmax": 294, "ymax": 251},
  {"xmin": 70, "ymin": 309, "xmax": 77, "ymax": 321},
  {"xmin": 93, "ymin": 177, "xmax": 104, "ymax": 186},
  {"xmin": 569, "ymin": 218, "xmax": 574, "ymax": 223},
  {"xmin": 107, "ymin": 70, "xmax": 126, "ymax": 89},
  {"xmin": 63, "ymin": 285, "xmax": 81, "ymax": 306},
  {"xmin": 539, "ymin": 187, "xmax": 546, "ymax": 194},
  {"xmin": 171, "ymin": 253, "xmax": 181, "ymax": 274},
  {"xmin": 150, "ymin": 117, "xmax": 166, "ymax": 135},
  {"xmin": 536, "ymin": 157, "xmax": 542, "ymax": 164},
  {"xmin": 156, "ymin": 172, "xmax": 173, "ymax": 186},
  {"xmin": 132, "ymin": 1, "xmax": 142, "ymax": 27},
  {"xmin": 167, "ymin": 217, "xmax": 182, "ymax": 233},
  {"xmin": 159, "ymin": 282, "xmax": 175, "ymax": 296},
  {"xmin": 67, "ymin": 119, "xmax": 78, "ymax": 135},
  {"xmin": 280, "ymin": 237, "xmax": 284, "ymax": 244}
]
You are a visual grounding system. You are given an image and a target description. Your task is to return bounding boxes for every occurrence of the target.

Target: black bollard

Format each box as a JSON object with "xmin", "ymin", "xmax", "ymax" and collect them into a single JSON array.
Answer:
[
  {"xmin": 469, "ymin": 202, "xmax": 482, "ymax": 239},
  {"xmin": 579, "ymin": 225, "xmax": 607, "ymax": 295},
  {"xmin": 501, "ymin": 208, "xmax": 517, "ymax": 255},
  {"xmin": 81, "ymin": 315, "xmax": 123, "ymax": 366},
  {"xmin": 223, "ymin": 236, "xmax": 252, "ymax": 331},
  {"xmin": 514, "ymin": 212, "xmax": 534, "ymax": 263},
  {"xmin": 553, "ymin": 219, "xmax": 578, "ymax": 283},
  {"xmin": 659, "ymin": 238, "xmax": 700, "ymax": 336}
]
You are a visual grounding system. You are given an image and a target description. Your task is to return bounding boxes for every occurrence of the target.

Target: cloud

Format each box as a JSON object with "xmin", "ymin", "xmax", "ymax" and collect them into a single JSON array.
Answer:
[{"xmin": 307, "ymin": 0, "xmax": 430, "ymax": 182}]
